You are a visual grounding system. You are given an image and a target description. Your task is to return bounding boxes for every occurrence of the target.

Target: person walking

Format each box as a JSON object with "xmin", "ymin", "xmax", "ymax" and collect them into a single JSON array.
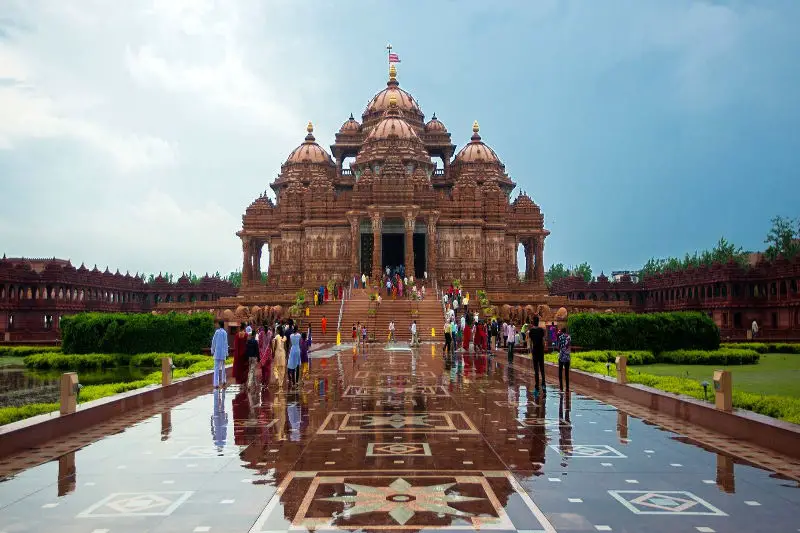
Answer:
[
  {"xmin": 352, "ymin": 322, "xmax": 358, "ymax": 343},
  {"xmin": 529, "ymin": 316, "xmax": 546, "ymax": 387},
  {"xmin": 271, "ymin": 327, "xmax": 287, "ymax": 390},
  {"xmin": 443, "ymin": 319, "xmax": 452, "ymax": 356},
  {"xmin": 245, "ymin": 327, "xmax": 260, "ymax": 388},
  {"xmin": 410, "ymin": 320, "xmax": 419, "ymax": 346},
  {"xmin": 300, "ymin": 332, "xmax": 309, "ymax": 382},
  {"xmin": 321, "ymin": 315, "xmax": 327, "ymax": 336},
  {"xmin": 388, "ymin": 320, "xmax": 396, "ymax": 343},
  {"xmin": 258, "ymin": 325, "xmax": 273, "ymax": 387},
  {"xmin": 233, "ymin": 324, "xmax": 249, "ymax": 385},
  {"xmin": 462, "ymin": 315, "xmax": 473, "ymax": 354},
  {"xmin": 557, "ymin": 326, "xmax": 572, "ymax": 392},
  {"xmin": 287, "ymin": 328, "xmax": 302, "ymax": 388},
  {"xmin": 210, "ymin": 320, "xmax": 228, "ymax": 389},
  {"xmin": 506, "ymin": 321, "xmax": 517, "ymax": 362}
]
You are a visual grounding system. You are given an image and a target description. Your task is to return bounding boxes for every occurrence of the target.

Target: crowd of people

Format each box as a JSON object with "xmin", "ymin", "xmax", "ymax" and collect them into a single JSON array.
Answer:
[
  {"xmin": 439, "ymin": 285, "xmax": 572, "ymax": 391},
  {"xmin": 210, "ymin": 318, "xmax": 314, "ymax": 392}
]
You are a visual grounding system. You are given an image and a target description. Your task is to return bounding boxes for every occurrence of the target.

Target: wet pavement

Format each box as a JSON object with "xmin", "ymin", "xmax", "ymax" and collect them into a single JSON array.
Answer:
[{"xmin": 0, "ymin": 343, "xmax": 798, "ymax": 532}]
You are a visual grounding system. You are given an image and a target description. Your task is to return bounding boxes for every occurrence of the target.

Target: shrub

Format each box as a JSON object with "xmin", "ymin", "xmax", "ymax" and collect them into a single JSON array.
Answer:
[
  {"xmin": 657, "ymin": 348, "xmax": 760, "ymax": 365},
  {"xmin": 0, "ymin": 403, "xmax": 60, "ymax": 426},
  {"xmin": 568, "ymin": 312, "xmax": 719, "ymax": 353},
  {"xmin": 61, "ymin": 312, "xmax": 214, "ymax": 354},
  {"xmin": 573, "ymin": 350, "xmax": 656, "ymax": 365},
  {"xmin": 0, "ymin": 346, "xmax": 61, "ymax": 357},
  {"xmin": 721, "ymin": 342, "xmax": 800, "ymax": 354},
  {"xmin": 24, "ymin": 353, "xmax": 125, "ymax": 370}
]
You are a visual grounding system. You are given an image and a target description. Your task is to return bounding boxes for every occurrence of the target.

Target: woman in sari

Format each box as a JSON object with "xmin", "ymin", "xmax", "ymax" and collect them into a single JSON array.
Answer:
[
  {"xmin": 258, "ymin": 325, "xmax": 273, "ymax": 387},
  {"xmin": 462, "ymin": 315, "xmax": 473, "ymax": 353},
  {"xmin": 233, "ymin": 323, "xmax": 249, "ymax": 384},
  {"xmin": 271, "ymin": 327, "xmax": 287, "ymax": 390}
]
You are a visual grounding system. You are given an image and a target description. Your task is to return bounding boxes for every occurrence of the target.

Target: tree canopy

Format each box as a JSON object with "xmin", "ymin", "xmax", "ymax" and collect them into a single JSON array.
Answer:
[
  {"xmin": 639, "ymin": 237, "xmax": 747, "ymax": 279},
  {"xmin": 764, "ymin": 215, "xmax": 800, "ymax": 261},
  {"xmin": 545, "ymin": 262, "xmax": 592, "ymax": 288}
]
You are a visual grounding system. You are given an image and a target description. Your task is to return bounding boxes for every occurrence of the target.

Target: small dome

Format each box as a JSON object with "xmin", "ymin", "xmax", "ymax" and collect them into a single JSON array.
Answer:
[
  {"xmin": 363, "ymin": 64, "xmax": 422, "ymax": 120},
  {"xmin": 339, "ymin": 113, "xmax": 360, "ymax": 134},
  {"xmin": 365, "ymin": 95, "xmax": 420, "ymax": 142},
  {"xmin": 455, "ymin": 121, "xmax": 500, "ymax": 163},
  {"xmin": 285, "ymin": 122, "xmax": 335, "ymax": 166},
  {"xmin": 424, "ymin": 113, "xmax": 447, "ymax": 133}
]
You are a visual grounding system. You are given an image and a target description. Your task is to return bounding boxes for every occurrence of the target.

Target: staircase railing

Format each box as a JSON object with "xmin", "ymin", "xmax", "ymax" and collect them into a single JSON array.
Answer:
[{"xmin": 336, "ymin": 287, "xmax": 346, "ymax": 335}]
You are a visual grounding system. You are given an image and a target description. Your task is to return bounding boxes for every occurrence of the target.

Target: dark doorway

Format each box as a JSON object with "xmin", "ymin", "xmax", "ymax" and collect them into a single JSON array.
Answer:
[
  {"xmin": 382, "ymin": 234, "xmax": 404, "ymax": 271},
  {"xmin": 733, "ymin": 312, "xmax": 742, "ymax": 329},
  {"xmin": 360, "ymin": 234, "xmax": 373, "ymax": 275},
  {"xmin": 413, "ymin": 233, "xmax": 426, "ymax": 279}
]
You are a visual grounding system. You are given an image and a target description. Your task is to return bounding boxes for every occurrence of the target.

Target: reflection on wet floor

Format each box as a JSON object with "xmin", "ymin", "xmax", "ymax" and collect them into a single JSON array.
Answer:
[{"xmin": 0, "ymin": 343, "xmax": 798, "ymax": 532}]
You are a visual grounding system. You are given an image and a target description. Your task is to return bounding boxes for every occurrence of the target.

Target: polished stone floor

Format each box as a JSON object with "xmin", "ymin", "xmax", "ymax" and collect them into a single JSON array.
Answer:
[{"xmin": 0, "ymin": 343, "xmax": 799, "ymax": 532}]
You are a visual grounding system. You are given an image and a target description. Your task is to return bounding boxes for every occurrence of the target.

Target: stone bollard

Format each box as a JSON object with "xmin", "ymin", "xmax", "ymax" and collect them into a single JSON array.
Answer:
[
  {"xmin": 713, "ymin": 370, "xmax": 732, "ymax": 412},
  {"xmin": 162, "ymin": 357, "xmax": 173, "ymax": 387},
  {"xmin": 60, "ymin": 373, "xmax": 79, "ymax": 415},
  {"xmin": 615, "ymin": 356, "xmax": 628, "ymax": 384}
]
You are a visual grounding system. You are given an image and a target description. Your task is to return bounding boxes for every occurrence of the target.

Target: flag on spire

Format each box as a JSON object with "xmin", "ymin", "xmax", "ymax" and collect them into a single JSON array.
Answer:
[{"xmin": 388, "ymin": 53, "xmax": 401, "ymax": 63}]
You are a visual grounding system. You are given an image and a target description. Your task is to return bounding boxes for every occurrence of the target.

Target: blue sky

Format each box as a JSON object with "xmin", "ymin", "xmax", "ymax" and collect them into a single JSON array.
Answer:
[{"xmin": 1, "ymin": 1, "xmax": 798, "ymax": 276}]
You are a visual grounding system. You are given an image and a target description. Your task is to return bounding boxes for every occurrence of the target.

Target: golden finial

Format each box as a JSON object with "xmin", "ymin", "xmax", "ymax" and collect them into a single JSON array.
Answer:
[
  {"xmin": 472, "ymin": 120, "xmax": 480, "ymax": 133},
  {"xmin": 389, "ymin": 63, "xmax": 397, "ymax": 80},
  {"xmin": 306, "ymin": 121, "xmax": 314, "ymax": 133},
  {"xmin": 389, "ymin": 94, "xmax": 397, "ymax": 107}
]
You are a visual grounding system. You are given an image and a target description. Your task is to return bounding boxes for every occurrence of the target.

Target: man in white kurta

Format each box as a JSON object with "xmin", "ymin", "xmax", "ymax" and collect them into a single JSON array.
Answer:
[{"xmin": 210, "ymin": 321, "xmax": 229, "ymax": 388}]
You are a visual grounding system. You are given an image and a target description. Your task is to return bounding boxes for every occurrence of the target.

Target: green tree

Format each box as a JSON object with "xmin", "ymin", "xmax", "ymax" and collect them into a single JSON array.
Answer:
[
  {"xmin": 544, "ymin": 263, "xmax": 570, "ymax": 289},
  {"xmin": 764, "ymin": 215, "xmax": 800, "ymax": 260},
  {"xmin": 573, "ymin": 262, "xmax": 593, "ymax": 282},
  {"xmin": 225, "ymin": 270, "xmax": 242, "ymax": 288}
]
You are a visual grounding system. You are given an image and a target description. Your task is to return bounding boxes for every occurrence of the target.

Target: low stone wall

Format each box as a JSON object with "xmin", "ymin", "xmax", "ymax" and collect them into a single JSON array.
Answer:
[
  {"xmin": 543, "ymin": 362, "xmax": 800, "ymax": 459},
  {"xmin": 0, "ymin": 366, "xmax": 231, "ymax": 458}
]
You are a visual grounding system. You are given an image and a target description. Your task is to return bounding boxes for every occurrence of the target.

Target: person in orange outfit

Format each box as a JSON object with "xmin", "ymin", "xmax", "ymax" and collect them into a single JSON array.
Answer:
[{"xmin": 321, "ymin": 315, "xmax": 327, "ymax": 336}]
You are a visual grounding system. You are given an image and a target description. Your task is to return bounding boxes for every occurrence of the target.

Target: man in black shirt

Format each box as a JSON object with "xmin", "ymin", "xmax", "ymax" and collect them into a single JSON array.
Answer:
[{"xmin": 529, "ymin": 316, "xmax": 546, "ymax": 387}]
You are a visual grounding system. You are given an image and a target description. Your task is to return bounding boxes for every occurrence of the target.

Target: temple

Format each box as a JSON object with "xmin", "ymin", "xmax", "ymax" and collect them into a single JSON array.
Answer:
[{"xmin": 236, "ymin": 64, "xmax": 548, "ymax": 298}]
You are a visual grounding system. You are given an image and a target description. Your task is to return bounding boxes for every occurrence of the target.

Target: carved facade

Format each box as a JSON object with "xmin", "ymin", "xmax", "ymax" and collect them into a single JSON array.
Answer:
[{"xmin": 238, "ymin": 65, "xmax": 549, "ymax": 296}]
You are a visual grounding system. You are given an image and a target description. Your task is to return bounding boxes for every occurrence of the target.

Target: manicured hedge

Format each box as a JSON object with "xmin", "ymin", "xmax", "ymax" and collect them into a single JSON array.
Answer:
[
  {"xmin": 61, "ymin": 312, "xmax": 215, "ymax": 355},
  {"xmin": 0, "ymin": 346, "xmax": 61, "ymax": 357},
  {"xmin": 23, "ymin": 352, "xmax": 208, "ymax": 370},
  {"xmin": 568, "ymin": 312, "xmax": 719, "ymax": 353},
  {"xmin": 572, "ymin": 350, "xmax": 656, "ymax": 365},
  {"xmin": 658, "ymin": 348, "xmax": 760, "ymax": 365},
  {"xmin": 721, "ymin": 342, "xmax": 800, "ymax": 354}
]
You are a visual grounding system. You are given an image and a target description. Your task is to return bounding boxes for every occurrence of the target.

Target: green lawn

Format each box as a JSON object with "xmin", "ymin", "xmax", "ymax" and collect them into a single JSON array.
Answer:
[
  {"xmin": 0, "ymin": 357, "xmax": 26, "ymax": 368},
  {"xmin": 636, "ymin": 353, "xmax": 800, "ymax": 398}
]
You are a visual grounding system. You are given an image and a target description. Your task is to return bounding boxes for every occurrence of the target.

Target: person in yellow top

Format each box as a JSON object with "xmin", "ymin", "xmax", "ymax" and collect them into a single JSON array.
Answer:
[{"xmin": 313, "ymin": 290, "xmax": 319, "ymax": 306}]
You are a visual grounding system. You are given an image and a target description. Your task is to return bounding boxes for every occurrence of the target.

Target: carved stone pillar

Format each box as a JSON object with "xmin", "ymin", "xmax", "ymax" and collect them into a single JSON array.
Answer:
[
  {"xmin": 348, "ymin": 216, "xmax": 360, "ymax": 277},
  {"xmin": 426, "ymin": 214, "xmax": 438, "ymax": 282},
  {"xmin": 253, "ymin": 241, "xmax": 262, "ymax": 283},
  {"xmin": 525, "ymin": 239, "xmax": 534, "ymax": 281},
  {"xmin": 371, "ymin": 213, "xmax": 383, "ymax": 282},
  {"xmin": 535, "ymin": 236, "xmax": 545, "ymax": 285},
  {"xmin": 241, "ymin": 237, "xmax": 251, "ymax": 288},
  {"xmin": 404, "ymin": 212, "xmax": 415, "ymax": 279}
]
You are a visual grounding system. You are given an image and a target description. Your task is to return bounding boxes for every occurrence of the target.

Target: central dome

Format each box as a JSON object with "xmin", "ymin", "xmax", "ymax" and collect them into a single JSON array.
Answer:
[{"xmin": 362, "ymin": 64, "xmax": 424, "ymax": 126}]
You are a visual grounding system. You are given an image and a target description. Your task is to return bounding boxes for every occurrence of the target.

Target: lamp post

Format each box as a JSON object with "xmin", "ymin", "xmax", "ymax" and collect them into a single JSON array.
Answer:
[{"xmin": 701, "ymin": 380, "xmax": 709, "ymax": 402}]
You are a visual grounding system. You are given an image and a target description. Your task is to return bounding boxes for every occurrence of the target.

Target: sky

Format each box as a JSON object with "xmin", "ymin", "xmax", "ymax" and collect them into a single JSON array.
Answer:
[{"xmin": 1, "ymin": 1, "xmax": 798, "ymax": 278}]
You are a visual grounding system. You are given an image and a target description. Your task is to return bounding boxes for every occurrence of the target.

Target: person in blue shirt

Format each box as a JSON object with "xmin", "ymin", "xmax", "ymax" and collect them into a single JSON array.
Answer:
[{"xmin": 210, "ymin": 321, "xmax": 228, "ymax": 389}]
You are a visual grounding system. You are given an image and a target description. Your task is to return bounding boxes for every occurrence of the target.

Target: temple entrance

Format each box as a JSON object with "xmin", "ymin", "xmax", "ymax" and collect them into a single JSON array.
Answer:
[
  {"xmin": 360, "ymin": 234, "xmax": 373, "ymax": 275},
  {"xmin": 382, "ymin": 234, "xmax": 404, "ymax": 272},
  {"xmin": 413, "ymin": 233, "xmax": 426, "ymax": 279}
]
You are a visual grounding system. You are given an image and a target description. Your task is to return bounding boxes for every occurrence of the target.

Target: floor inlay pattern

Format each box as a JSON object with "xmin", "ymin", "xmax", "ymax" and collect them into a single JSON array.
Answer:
[{"xmin": 0, "ymin": 346, "xmax": 797, "ymax": 533}]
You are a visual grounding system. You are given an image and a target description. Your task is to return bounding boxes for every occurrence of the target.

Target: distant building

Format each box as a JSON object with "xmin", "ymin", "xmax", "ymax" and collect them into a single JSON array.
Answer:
[
  {"xmin": 0, "ymin": 256, "xmax": 236, "ymax": 343},
  {"xmin": 611, "ymin": 270, "xmax": 640, "ymax": 283},
  {"xmin": 551, "ymin": 257, "xmax": 800, "ymax": 340}
]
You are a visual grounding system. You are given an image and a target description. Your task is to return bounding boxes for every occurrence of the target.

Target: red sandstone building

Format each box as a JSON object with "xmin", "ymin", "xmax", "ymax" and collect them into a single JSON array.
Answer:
[
  {"xmin": 550, "ymin": 257, "xmax": 800, "ymax": 339},
  {"xmin": 236, "ymin": 64, "xmax": 549, "ymax": 299},
  {"xmin": 0, "ymin": 257, "xmax": 236, "ymax": 342}
]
